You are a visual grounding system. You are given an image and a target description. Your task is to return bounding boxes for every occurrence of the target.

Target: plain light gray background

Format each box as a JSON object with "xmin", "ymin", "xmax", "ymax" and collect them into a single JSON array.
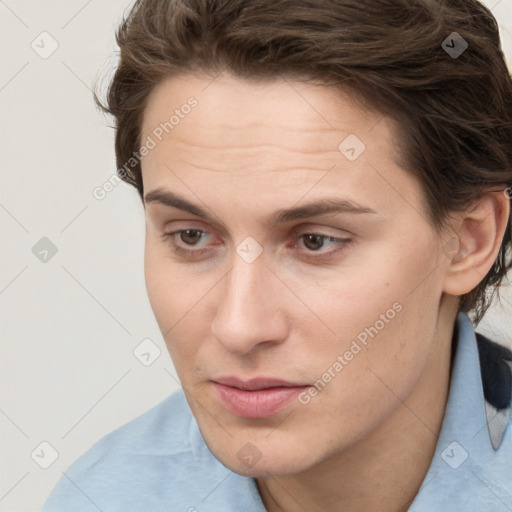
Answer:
[{"xmin": 0, "ymin": 1, "xmax": 511, "ymax": 510}]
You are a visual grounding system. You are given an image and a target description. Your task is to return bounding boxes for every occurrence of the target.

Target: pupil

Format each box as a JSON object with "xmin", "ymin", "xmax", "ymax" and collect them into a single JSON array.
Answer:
[
  {"xmin": 304, "ymin": 234, "xmax": 324, "ymax": 250},
  {"xmin": 181, "ymin": 230, "xmax": 202, "ymax": 245}
]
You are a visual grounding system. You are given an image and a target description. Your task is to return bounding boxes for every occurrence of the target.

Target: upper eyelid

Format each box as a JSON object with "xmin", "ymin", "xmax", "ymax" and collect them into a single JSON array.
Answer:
[
  {"xmin": 290, "ymin": 225, "xmax": 353, "ymax": 241},
  {"xmin": 163, "ymin": 219, "xmax": 352, "ymax": 233},
  {"xmin": 167, "ymin": 229, "xmax": 350, "ymax": 250},
  {"xmin": 166, "ymin": 228, "xmax": 349, "ymax": 239},
  {"xmin": 166, "ymin": 228, "xmax": 210, "ymax": 241}
]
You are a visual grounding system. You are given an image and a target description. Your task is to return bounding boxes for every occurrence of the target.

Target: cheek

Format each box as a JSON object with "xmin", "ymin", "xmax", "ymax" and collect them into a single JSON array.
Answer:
[
  {"xmin": 143, "ymin": 241, "xmax": 218, "ymax": 363},
  {"xmin": 145, "ymin": 241, "xmax": 198, "ymax": 328},
  {"xmin": 296, "ymin": 245, "xmax": 438, "ymax": 339},
  {"xmin": 296, "ymin": 297, "xmax": 440, "ymax": 449},
  {"xmin": 304, "ymin": 237, "xmax": 443, "ymax": 398}
]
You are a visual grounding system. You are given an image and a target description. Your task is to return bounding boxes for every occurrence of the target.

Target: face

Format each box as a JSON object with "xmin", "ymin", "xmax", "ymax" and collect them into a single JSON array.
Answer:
[{"xmin": 141, "ymin": 72, "xmax": 453, "ymax": 477}]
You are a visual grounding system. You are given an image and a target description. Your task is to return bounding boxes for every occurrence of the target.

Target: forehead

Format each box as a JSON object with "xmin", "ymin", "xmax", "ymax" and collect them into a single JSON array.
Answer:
[
  {"xmin": 140, "ymin": 72, "xmax": 426, "ymax": 224},
  {"xmin": 142, "ymin": 72, "xmax": 392, "ymax": 159}
]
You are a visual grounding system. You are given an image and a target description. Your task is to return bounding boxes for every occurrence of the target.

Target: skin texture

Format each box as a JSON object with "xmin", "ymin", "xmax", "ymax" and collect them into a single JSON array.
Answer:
[{"xmin": 140, "ymin": 73, "xmax": 510, "ymax": 512}]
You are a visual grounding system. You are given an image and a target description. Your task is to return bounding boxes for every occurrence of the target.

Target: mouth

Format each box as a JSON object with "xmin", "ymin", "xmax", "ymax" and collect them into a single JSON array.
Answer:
[{"xmin": 211, "ymin": 376, "xmax": 311, "ymax": 418}]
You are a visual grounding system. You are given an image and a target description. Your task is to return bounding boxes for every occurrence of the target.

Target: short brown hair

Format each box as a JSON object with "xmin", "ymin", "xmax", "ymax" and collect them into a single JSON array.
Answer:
[{"xmin": 96, "ymin": 0, "xmax": 512, "ymax": 323}]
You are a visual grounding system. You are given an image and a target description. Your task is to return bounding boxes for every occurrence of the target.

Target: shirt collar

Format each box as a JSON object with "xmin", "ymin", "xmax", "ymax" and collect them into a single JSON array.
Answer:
[{"xmin": 409, "ymin": 312, "xmax": 512, "ymax": 511}]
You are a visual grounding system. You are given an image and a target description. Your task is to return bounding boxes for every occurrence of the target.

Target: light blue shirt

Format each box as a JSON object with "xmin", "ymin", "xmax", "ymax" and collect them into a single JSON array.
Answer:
[{"xmin": 43, "ymin": 313, "xmax": 512, "ymax": 511}]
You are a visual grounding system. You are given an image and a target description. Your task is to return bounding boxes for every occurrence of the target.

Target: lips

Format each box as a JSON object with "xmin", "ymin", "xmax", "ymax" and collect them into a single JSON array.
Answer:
[{"xmin": 211, "ymin": 376, "xmax": 310, "ymax": 418}]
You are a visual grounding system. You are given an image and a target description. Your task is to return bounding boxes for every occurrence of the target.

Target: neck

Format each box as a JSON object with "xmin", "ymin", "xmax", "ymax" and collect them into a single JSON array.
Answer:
[{"xmin": 257, "ymin": 299, "xmax": 459, "ymax": 512}]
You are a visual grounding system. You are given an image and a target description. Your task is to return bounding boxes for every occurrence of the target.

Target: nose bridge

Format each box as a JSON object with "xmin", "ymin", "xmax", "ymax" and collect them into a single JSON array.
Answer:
[
  {"xmin": 211, "ymin": 253, "xmax": 287, "ymax": 353},
  {"xmin": 227, "ymin": 254, "xmax": 261, "ymax": 299}
]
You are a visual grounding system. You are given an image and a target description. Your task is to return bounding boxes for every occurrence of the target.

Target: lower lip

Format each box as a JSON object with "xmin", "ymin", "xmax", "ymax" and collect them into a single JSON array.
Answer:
[{"xmin": 212, "ymin": 383, "xmax": 308, "ymax": 418}]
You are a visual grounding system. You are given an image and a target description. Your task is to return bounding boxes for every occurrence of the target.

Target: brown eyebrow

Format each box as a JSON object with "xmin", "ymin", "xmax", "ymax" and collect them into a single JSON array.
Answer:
[
  {"xmin": 274, "ymin": 198, "xmax": 377, "ymax": 223},
  {"xmin": 145, "ymin": 188, "xmax": 208, "ymax": 217},
  {"xmin": 144, "ymin": 188, "xmax": 377, "ymax": 224}
]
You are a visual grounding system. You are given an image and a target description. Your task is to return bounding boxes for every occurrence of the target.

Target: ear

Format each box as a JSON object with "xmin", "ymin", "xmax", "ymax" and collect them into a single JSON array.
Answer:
[{"xmin": 442, "ymin": 190, "xmax": 510, "ymax": 297}]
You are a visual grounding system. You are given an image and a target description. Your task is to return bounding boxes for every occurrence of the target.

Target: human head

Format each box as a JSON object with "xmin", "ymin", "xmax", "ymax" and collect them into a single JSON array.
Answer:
[{"xmin": 95, "ymin": 0, "xmax": 512, "ymax": 481}]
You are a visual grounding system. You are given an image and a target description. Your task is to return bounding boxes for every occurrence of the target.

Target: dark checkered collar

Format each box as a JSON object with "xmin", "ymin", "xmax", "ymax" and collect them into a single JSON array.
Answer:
[{"xmin": 475, "ymin": 330, "xmax": 512, "ymax": 450}]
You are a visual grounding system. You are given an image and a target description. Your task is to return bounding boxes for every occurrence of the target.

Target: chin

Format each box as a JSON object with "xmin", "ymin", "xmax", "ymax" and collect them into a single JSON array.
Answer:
[
  {"xmin": 205, "ymin": 432, "xmax": 323, "ymax": 478},
  {"xmin": 222, "ymin": 454, "xmax": 310, "ymax": 478}
]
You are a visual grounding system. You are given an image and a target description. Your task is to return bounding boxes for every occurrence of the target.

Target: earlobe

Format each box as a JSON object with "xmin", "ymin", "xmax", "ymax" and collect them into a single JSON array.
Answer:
[{"xmin": 442, "ymin": 190, "xmax": 510, "ymax": 297}]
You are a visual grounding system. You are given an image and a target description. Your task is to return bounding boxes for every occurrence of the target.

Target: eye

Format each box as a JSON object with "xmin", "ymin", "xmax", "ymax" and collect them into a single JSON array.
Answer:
[
  {"xmin": 295, "ymin": 232, "xmax": 352, "ymax": 259},
  {"xmin": 301, "ymin": 234, "xmax": 337, "ymax": 251},
  {"xmin": 176, "ymin": 229, "xmax": 206, "ymax": 246},
  {"xmin": 160, "ymin": 228, "xmax": 213, "ymax": 258}
]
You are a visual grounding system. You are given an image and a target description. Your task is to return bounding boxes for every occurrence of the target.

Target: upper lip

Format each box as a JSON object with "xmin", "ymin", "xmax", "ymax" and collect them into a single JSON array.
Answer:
[{"xmin": 212, "ymin": 376, "xmax": 309, "ymax": 391}]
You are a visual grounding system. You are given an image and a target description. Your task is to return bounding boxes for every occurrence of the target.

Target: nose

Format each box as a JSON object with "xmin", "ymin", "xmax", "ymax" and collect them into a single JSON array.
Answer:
[{"xmin": 210, "ymin": 254, "xmax": 289, "ymax": 355}]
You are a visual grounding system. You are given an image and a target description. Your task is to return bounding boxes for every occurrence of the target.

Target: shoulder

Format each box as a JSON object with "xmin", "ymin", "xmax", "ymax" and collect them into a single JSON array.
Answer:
[
  {"xmin": 42, "ymin": 389, "xmax": 230, "ymax": 511},
  {"xmin": 84, "ymin": 388, "xmax": 192, "ymax": 458},
  {"xmin": 67, "ymin": 388, "xmax": 194, "ymax": 470}
]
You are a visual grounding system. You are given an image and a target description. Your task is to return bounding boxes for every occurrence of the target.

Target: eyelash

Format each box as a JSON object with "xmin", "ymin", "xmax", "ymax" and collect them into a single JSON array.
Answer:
[{"xmin": 160, "ymin": 229, "xmax": 352, "ymax": 261}]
